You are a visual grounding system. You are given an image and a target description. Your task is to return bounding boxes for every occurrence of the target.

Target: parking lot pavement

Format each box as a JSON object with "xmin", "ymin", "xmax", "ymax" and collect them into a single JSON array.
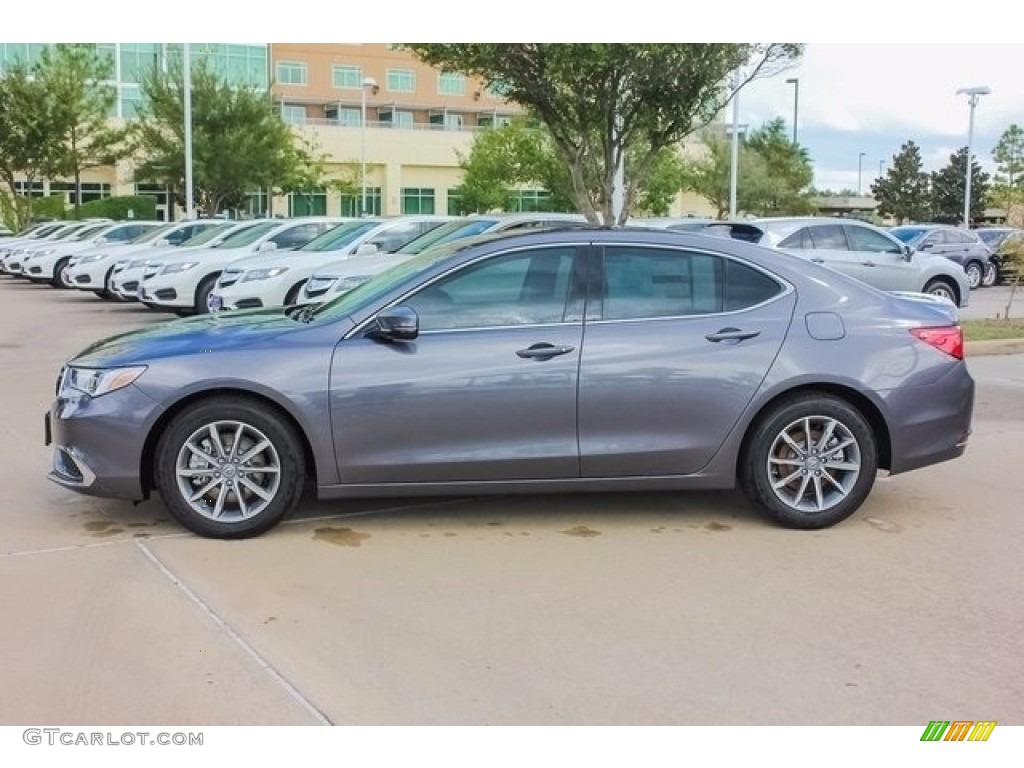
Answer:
[
  {"xmin": 961, "ymin": 284, "xmax": 1024, "ymax": 319},
  {"xmin": 1, "ymin": 278, "xmax": 1022, "ymax": 725}
]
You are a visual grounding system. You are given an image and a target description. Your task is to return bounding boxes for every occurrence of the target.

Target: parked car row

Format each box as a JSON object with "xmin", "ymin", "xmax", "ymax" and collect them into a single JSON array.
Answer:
[{"xmin": 974, "ymin": 226, "xmax": 1024, "ymax": 285}]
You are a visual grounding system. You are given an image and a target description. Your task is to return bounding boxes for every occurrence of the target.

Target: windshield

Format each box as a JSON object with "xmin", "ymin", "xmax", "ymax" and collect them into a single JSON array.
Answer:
[
  {"xmin": 212, "ymin": 221, "xmax": 278, "ymax": 248},
  {"xmin": 889, "ymin": 227, "xmax": 927, "ymax": 244},
  {"xmin": 70, "ymin": 223, "xmax": 113, "ymax": 242},
  {"xmin": 32, "ymin": 223, "xmax": 67, "ymax": 238},
  {"xmin": 129, "ymin": 224, "xmax": 173, "ymax": 244},
  {"xmin": 178, "ymin": 222, "xmax": 234, "ymax": 247},
  {"xmin": 975, "ymin": 229, "xmax": 1008, "ymax": 246},
  {"xmin": 312, "ymin": 233, "xmax": 507, "ymax": 322},
  {"xmin": 298, "ymin": 221, "xmax": 380, "ymax": 252},
  {"xmin": 399, "ymin": 218, "xmax": 499, "ymax": 254}
]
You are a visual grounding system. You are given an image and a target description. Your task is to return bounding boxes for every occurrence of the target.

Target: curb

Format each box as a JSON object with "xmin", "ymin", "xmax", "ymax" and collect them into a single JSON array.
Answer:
[{"xmin": 965, "ymin": 338, "xmax": 1024, "ymax": 357}]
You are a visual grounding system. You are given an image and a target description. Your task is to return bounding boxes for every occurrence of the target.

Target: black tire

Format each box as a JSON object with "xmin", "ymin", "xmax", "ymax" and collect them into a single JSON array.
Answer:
[
  {"xmin": 739, "ymin": 392, "xmax": 878, "ymax": 530},
  {"xmin": 154, "ymin": 396, "xmax": 306, "ymax": 538},
  {"xmin": 51, "ymin": 257, "xmax": 71, "ymax": 288},
  {"xmin": 922, "ymin": 278, "xmax": 959, "ymax": 306},
  {"xmin": 194, "ymin": 274, "xmax": 218, "ymax": 314},
  {"xmin": 964, "ymin": 260, "xmax": 983, "ymax": 290},
  {"xmin": 284, "ymin": 280, "xmax": 306, "ymax": 306},
  {"xmin": 94, "ymin": 266, "xmax": 117, "ymax": 300}
]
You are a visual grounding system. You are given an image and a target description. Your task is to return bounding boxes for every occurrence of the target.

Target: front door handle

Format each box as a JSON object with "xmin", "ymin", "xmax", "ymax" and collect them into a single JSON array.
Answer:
[
  {"xmin": 810, "ymin": 257, "xmax": 825, "ymax": 263},
  {"xmin": 705, "ymin": 328, "xmax": 761, "ymax": 343},
  {"xmin": 862, "ymin": 260, "xmax": 877, "ymax": 267},
  {"xmin": 516, "ymin": 343, "xmax": 575, "ymax": 360}
]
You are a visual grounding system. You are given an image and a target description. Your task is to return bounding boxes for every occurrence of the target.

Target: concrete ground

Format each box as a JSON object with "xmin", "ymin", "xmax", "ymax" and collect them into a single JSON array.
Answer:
[{"xmin": 0, "ymin": 277, "xmax": 1021, "ymax": 726}]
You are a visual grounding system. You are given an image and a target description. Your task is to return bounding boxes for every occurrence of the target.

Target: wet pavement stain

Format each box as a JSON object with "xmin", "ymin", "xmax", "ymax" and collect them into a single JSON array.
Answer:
[
  {"xmin": 486, "ymin": 521, "xmax": 502, "ymax": 527},
  {"xmin": 83, "ymin": 520, "xmax": 114, "ymax": 532},
  {"xmin": 88, "ymin": 527, "xmax": 125, "ymax": 537},
  {"xmin": 704, "ymin": 522, "xmax": 732, "ymax": 532},
  {"xmin": 313, "ymin": 527, "xmax": 371, "ymax": 547},
  {"xmin": 561, "ymin": 525, "xmax": 601, "ymax": 538},
  {"xmin": 865, "ymin": 517, "xmax": 903, "ymax": 534},
  {"xmin": 132, "ymin": 533, "xmax": 151, "ymax": 538},
  {"xmin": 651, "ymin": 526, "xmax": 665, "ymax": 534},
  {"xmin": 443, "ymin": 532, "xmax": 457, "ymax": 537}
]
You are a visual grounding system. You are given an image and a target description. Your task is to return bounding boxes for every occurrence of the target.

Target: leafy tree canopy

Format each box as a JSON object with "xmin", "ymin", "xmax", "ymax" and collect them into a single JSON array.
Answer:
[
  {"xmin": 870, "ymin": 140, "xmax": 931, "ymax": 224},
  {"xmin": 930, "ymin": 146, "xmax": 990, "ymax": 225},
  {"xmin": 405, "ymin": 43, "xmax": 802, "ymax": 226}
]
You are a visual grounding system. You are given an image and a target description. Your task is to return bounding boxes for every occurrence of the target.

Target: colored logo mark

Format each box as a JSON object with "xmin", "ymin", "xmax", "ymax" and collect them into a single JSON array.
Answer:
[{"xmin": 920, "ymin": 721, "xmax": 996, "ymax": 741}]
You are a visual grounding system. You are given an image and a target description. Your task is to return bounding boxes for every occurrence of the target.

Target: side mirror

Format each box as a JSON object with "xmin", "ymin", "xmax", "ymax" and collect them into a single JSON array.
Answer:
[
  {"xmin": 258, "ymin": 241, "xmax": 278, "ymax": 252},
  {"xmin": 902, "ymin": 244, "xmax": 914, "ymax": 261},
  {"xmin": 355, "ymin": 242, "xmax": 379, "ymax": 256},
  {"xmin": 368, "ymin": 306, "xmax": 418, "ymax": 342}
]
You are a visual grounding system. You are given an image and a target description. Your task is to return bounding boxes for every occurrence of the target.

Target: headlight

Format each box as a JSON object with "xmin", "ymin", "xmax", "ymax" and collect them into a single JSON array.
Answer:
[
  {"xmin": 128, "ymin": 259, "xmax": 149, "ymax": 268},
  {"xmin": 242, "ymin": 266, "xmax": 289, "ymax": 282},
  {"xmin": 161, "ymin": 261, "xmax": 199, "ymax": 274},
  {"xmin": 78, "ymin": 253, "xmax": 110, "ymax": 264},
  {"xmin": 36, "ymin": 248, "xmax": 56, "ymax": 257},
  {"xmin": 335, "ymin": 275, "xmax": 372, "ymax": 293},
  {"xmin": 58, "ymin": 365, "xmax": 147, "ymax": 398}
]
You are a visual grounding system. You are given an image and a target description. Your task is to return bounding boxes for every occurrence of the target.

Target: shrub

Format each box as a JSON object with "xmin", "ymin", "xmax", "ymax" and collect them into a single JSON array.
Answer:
[{"xmin": 74, "ymin": 195, "xmax": 157, "ymax": 221}]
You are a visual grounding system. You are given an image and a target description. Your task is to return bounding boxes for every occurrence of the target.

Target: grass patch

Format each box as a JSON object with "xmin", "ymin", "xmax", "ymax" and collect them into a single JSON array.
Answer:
[{"xmin": 961, "ymin": 318, "xmax": 1024, "ymax": 342}]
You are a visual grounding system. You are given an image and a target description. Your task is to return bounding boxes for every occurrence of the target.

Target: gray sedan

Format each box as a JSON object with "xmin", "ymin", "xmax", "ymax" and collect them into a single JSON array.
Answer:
[{"xmin": 46, "ymin": 228, "xmax": 974, "ymax": 538}]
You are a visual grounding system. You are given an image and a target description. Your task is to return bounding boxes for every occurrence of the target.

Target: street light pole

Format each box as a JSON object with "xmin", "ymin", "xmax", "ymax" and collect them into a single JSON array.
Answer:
[
  {"xmin": 857, "ymin": 152, "xmax": 866, "ymax": 195},
  {"xmin": 729, "ymin": 70, "xmax": 741, "ymax": 219},
  {"xmin": 785, "ymin": 77, "xmax": 799, "ymax": 144},
  {"xmin": 957, "ymin": 85, "xmax": 991, "ymax": 228},
  {"xmin": 879, "ymin": 159, "xmax": 885, "ymax": 177},
  {"xmin": 360, "ymin": 77, "xmax": 377, "ymax": 217},
  {"xmin": 183, "ymin": 43, "xmax": 194, "ymax": 219}
]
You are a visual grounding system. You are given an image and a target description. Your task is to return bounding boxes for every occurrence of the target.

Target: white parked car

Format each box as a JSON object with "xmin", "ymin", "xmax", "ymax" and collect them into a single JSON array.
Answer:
[
  {"xmin": 139, "ymin": 217, "xmax": 345, "ymax": 315},
  {"xmin": 299, "ymin": 212, "xmax": 588, "ymax": 304},
  {"xmin": 208, "ymin": 216, "xmax": 450, "ymax": 312},
  {"xmin": 65, "ymin": 220, "xmax": 227, "ymax": 298},
  {"xmin": 110, "ymin": 220, "xmax": 260, "ymax": 302},
  {"xmin": 1, "ymin": 221, "xmax": 104, "ymax": 274},
  {"xmin": 20, "ymin": 221, "xmax": 163, "ymax": 286}
]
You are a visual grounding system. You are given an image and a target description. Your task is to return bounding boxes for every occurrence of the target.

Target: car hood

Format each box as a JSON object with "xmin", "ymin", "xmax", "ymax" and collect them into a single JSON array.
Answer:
[{"xmin": 69, "ymin": 307, "xmax": 302, "ymax": 368}]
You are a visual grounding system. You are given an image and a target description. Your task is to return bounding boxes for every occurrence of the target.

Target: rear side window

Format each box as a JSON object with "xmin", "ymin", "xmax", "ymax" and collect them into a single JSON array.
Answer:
[
  {"xmin": 807, "ymin": 225, "xmax": 848, "ymax": 250},
  {"xmin": 272, "ymin": 222, "xmax": 332, "ymax": 249},
  {"xmin": 600, "ymin": 247, "xmax": 783, "ymax": 319},
  {"xmin": 846, "ymin": 225, "xmax": 902, "ymax": 254},
  {"xmin": 778, "ymin": 228, "xmax": 813, "ymax": 249}
]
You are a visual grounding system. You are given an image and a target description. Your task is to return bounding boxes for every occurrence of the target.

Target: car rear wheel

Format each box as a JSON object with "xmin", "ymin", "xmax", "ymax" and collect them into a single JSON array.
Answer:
[
  {"xmin": 154, "ymin": 397, "xmax": 306, "ymax": 538},
  {"xmin": 964, "ymin": 260, "xmax": 983, "ymax": 290},
  {"xmin": 739, "ymin": 393, "xmax": 878, "ymax": 529},
  {"xmin": 922, "ymin": 278, "xmax": 959, "ymax": 306}
]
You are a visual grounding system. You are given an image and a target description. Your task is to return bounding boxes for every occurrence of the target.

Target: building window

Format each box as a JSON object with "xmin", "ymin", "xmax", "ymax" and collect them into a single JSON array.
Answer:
[
  {"xmin": 288, "ymin": 188, "xmax": 327, "ymax": 217},
  {"xmin": 332, "ymin": 65, "xmax": 363, "ymax": 89},
  {"xmin": 340, "ymin": 189, "xmax": 382, "ymax": 217},
  {"xmin": 438, "ymin": 72, "xmax": 465, "ymax": 96},
  {"xmin": 280, "ymin": 105, "xmax": 307, "ymax": 124},
  {"xmin": 386, "ymin": 68, "xmax": 415, "ymax": 93},
  {"xmin": 50, "ymin": 182, "xmax": 111, "ymax": 205},
  {"xmin": 478, "ymin": 114, "xmax": 512, "ymax": 129},
  {"xmin": 447, "ymin": 189, "xmax": 465, "ymax": 216},
  {"xmin": 380, "ymin": 109, "xmax": 414, "ymax": 129},
  {"xmin": 429, "ymin": 112, "xmax": 464, "ymax": 131},
  {"xmin": 487, "ymin": 79, "xmax": 511, "ymax": 99},
  {"xmin": 509, "ymin": 189, "xmax": 553, "ymax": 212},
  {"xmin": 276, "ymin": 61, "xmax": 308, "ymax": 86},
  {"xmin": 243, "ymin": 189, "xmax": 269, "ymax": 218},
  {"xmin": 337, "ymin": 107, "xmax": 362, "ymax": 126},
  {"xmin": 401, "ymin": 188, "xmax": 435, "ymax": 215}
]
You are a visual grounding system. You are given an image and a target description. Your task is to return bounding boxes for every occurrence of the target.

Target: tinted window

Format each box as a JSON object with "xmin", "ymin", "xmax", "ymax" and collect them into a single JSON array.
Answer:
[
  {"xmin": 271, "ymin": 222, "xmax": 332, "ymax": 249},
  {"xmin": 724, "ymin": 260, "xmax": 784, "ymax": 311},
  {"xmin": 807, "ymin": 225, "xmax": 848, "ymax": 250},
  {"xmin": 778, "ymin": 228, "xmax": 814, "ymax": 249},
  {"xmin": 404, "ymin": 247, "xmax": 577, "ymax": 331},
  {"xmin": 846, "ymin": 225, "xmax": 901, "ymax": 254}
]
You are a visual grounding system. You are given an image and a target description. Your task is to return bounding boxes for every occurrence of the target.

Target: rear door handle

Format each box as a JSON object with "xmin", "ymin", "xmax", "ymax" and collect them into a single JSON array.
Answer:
[
  {"xmin": 810, "ymin": 257, "xmax": 825, "ymax": 263},
  {"xmin": 516, "ymin": 343, "xmax": 575, "ymax": 359},
  {"xmin": 862, "ymin": 261, "xmax": 876, "ymax": 267},
  {"xmin": 705, "ymin": 328, "xmax": 761, "ymax": 343}
]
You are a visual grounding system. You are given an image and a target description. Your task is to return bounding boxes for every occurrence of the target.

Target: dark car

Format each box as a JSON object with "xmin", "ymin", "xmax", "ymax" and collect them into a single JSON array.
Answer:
[
  {"xmin": 974, "ymin": 227, "xmax": 1023, "ymax": 286},
  {"xmin": 889, "ymin": 224, "xmax": 993, "ymax": 290},
  {"xmin": 46, "ymin": 228, "xmax": 974, "ymax": 538}
]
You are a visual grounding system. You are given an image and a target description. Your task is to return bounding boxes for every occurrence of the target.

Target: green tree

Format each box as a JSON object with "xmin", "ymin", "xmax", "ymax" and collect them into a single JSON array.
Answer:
[
  {"xmin": 0, "ymin": 60, "xmax": 63, "ymax": 228},
  {"xmin": 990, "ymin": 124, "xmax": 1024, "ymax": 212},
  {"xmin": 681, "ymin": 135, "xmax": 771, "ymax": 218},
  {"xmin": 131, "ymin": 60, "xmax": 329, "ymax": 216},
  {"xmin": 35, "ymin": 44, "xmax": 128, "ymax": 214},
  {"xmin": 743, "ymin": 118, "xmax": 813, "ymax": 214},
  {"xmin": 405, "ymin": 44, "xmax": 802, "ymax": 226},
  {"xmin": 870, "ymin": 141, "xmax": 931, "ymax": 224},
  {"xmin": 930, "ymin": 147, "xmax": 990, "ymax": 225}
]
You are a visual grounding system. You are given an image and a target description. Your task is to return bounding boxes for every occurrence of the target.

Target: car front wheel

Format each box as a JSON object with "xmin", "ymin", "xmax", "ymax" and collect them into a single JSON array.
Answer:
[
  {"xmin": 739, "ymin": 393, "xmax": 878, "ymax": 529},
  {"xmin": 982, "ymin": 261, "xmax": 999, "ymax": 287},
  {"xmin": 922, "ymin": 278, "xmax": 959, "ymax": 306},
  {"xmin": 154, "ymin": 397, "xmax": 306, "ymax": 538},
  {"xmin": 964, "ymin": 260, "xmax": 983, "ymax": 289}
]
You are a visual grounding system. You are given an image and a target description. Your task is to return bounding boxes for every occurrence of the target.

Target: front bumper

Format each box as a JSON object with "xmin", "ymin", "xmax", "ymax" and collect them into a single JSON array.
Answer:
[{"xmin": 45, "ymin": 385, "xmax": 163, "ymax": 501}]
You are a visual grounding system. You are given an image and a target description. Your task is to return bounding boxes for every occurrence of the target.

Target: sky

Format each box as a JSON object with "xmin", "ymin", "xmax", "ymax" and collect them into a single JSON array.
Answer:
[{"xmin": 8, "ymin": 3, "xmax": 1023, "ymax": 195}]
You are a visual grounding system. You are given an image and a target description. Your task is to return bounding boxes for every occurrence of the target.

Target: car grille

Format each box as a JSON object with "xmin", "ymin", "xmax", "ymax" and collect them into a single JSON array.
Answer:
[
  {"xmin": 28, "ymin": 266, "xmax": 42, "ymax": 274},
  {"xmin": 155, "ymin": 289, "xmax": 177, "ymax": 300},
  {"xmin": 122, "ymin": 281, "xmax": 138, "ymax": 292},
  {"xmin": 218, "ymin": 270, "xmax": 243, "ymax": 288},
  {"xmin": 74, "ymin": 275, "xmax": 91, "ymax": 284},
  {"xmin": 235, "ymin": 298, "xmax": 263, "ymax": 309}
]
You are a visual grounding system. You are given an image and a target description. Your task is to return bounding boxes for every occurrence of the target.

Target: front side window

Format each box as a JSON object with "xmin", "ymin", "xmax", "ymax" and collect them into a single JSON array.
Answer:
[
  {"xmin": 846, "ymin": 225, "xmax": 901, "ymax": 254},
  {"xmin": 807, "ymin": 225, "xmax": 849, "ymax": 250},
  {"xmin": 404, "ymin": 247, "xmax": 579, "ymax": 331},
  {"xmin": 600, "ymin": 246, "xmax": 782, "ymax": 320},
  {"xmin": 272, "ymin": 221, "xmax": 331, "ymax": 249},
  {"xmin": 276, "ymin": 61, "xmax": 307, "ymax": 86}
]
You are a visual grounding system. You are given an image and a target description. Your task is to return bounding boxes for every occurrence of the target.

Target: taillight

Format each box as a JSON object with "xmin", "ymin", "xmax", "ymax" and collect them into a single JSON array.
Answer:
[{"xmin": 911, "ymin": 326, "xmax": 964, "ymax": 360}]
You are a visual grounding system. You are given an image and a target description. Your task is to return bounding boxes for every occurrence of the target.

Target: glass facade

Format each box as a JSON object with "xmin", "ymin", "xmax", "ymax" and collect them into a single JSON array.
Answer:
[
  {"xmin": 401, "ymin": 188, "xmax": 435, "ymax": 215},
  {"xmin": 288, "ymin": 189, "xmax": 327, "ymax": 216},
  {"xmin": 340, "ymin": 189, "xmax": 382, "ymax": 217},
  {"xmin": 509, "ymin": 189, "xmax": 553, "ymax": 212}
]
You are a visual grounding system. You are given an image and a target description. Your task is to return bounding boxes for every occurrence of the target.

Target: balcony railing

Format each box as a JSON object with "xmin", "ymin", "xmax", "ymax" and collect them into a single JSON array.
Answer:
[{"xmin": 287, "ymin": 117, "xmax": 497, "ymax": 133}]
